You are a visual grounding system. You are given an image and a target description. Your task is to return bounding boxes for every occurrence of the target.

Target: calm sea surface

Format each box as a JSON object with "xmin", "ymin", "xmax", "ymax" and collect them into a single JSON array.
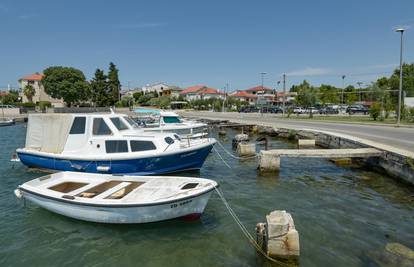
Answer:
[{"xmin": 0, "ymin": 124, "xmax": 413, "ymax": 267}]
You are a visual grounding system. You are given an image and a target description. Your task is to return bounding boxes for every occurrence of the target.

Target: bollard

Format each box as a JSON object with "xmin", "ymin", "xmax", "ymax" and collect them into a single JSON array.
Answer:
[
  {"xmin": 256, "ymin": 210, "xmax": 300, "ymax": 261},
  {"xmin": 259, "ymin": 151, "xmax": 281, "ymax": 172},
  {"xmin": 298, "ymin": 139, "xmax": 315, "ymax": 148},
  {"xmin": 232, "ymin": 133, "xmax": 249, "ymax": 149},
  {"xmin": 237, "ymin": 143, "xmax": 256, "ymax": 156}
]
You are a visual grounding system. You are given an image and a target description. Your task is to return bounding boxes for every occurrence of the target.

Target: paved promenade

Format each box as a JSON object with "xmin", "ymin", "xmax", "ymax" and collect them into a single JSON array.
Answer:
[{"xmin": 180, "ymin": 111, "xmax": 414, "ymax": 152}]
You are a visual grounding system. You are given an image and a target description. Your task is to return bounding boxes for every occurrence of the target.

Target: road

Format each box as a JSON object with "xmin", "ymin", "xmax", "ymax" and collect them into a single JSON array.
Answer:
[{"xmin": 180, "ymin": 111, "xmax": 414, "ymax": 152}]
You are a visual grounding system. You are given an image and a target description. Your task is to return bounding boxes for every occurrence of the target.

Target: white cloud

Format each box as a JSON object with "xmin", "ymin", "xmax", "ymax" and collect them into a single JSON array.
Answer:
[{"xmin": 285, "ymin": 67, "xmax": 331, "ymax": 77}]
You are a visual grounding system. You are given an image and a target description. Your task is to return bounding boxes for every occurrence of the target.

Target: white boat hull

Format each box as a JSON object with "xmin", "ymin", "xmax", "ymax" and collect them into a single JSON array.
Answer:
[{"xmin": 20, "ymin": 189, "xmax": 213, "ymax": 223}]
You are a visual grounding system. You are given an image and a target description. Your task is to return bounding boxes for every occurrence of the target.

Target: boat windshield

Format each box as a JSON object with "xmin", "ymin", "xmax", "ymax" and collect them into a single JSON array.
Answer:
[
  {"xmin": 110, "ymin": 117, "xmax": 129, "ymax": 131},
  {"xmin": 123, "ymin": 117, "xmax": 140, "ymax": 129},
  {"xmin": 163, "ymin": 116, "xmax": 181, "ymax": 123}
]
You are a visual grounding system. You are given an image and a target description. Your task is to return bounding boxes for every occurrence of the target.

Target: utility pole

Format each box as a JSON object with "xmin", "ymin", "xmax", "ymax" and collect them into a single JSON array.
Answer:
[
  {"xmin": 282, "ymin": 74, "xmax": 286, "ymax": 116},
  {"xmin": 341, "ymin": 75, "xmax": 346, "ymax": 104},
  {"xmin": 222, "ymin": 83, "xmax": 228, "ymax": 113},
  {"xmin": 259, "ymin": 72, "xmax": 267, "ymax": 115},
  {"xmin": 395, "ymin": 28, "xmax": 405, "ymax": 126}
]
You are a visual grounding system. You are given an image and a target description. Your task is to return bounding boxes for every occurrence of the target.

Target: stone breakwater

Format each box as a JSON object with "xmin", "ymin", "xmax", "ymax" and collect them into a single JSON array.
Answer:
[{"xmin": 202, "ymin": 118, "xmax": 414, "ymax": 186}]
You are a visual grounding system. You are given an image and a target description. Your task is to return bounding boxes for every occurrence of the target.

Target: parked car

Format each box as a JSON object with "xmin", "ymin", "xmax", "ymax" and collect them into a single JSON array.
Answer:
[
  {"xmin": 347, "ymin": 104, "xmax": 368, "ymax": 115},
  {"xmin": 238, "ymin": 106, "xmax": 259, "ymax": 113},
  {"xmin": 293, "ymin": 107, "xmax": 307, "ymax": 114},
  {"xmin": 262, "ymin": 106, "xmax": 283, "ymax": 114},
  {"xmin": 319, "ymin": 105, "xmax": 339, "ymax": 114},
  {"xmin": 307, "ymin": 107, "xmax": 320, "ymax": 114}
]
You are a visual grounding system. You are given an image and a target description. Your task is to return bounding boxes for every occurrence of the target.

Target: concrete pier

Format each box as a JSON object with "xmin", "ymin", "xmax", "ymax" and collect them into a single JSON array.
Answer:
[
  {"xmin": 256, "ymin": 210, "xmax": 300, "ymax": 260},
  {"xmin": 259, "ymin": 148, "xmax": 382, "ymax": 172},
  {"xmin": 298, "ymin": 139, "xmax": 315, "ymax": 148},
  {"xmin": 236, "ymin": 143, "xmax": 256, "ymax": 156}
]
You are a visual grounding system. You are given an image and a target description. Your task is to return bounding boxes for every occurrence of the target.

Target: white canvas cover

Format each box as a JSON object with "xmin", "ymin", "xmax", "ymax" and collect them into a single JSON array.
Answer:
[{"xmin": 25, "ymin": 114, "xmax": 74, "ymax": 153}]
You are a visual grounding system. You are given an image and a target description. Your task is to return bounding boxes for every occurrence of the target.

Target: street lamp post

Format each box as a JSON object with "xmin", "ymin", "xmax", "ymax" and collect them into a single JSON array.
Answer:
[{"xmin": 395, "ymin": 28, "xmax": 405, "ymax": 126}]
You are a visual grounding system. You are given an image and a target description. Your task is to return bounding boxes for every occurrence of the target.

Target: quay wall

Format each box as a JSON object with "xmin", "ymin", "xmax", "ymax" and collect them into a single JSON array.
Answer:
[{"xmin": 203, "ymin": 119, "xmax": 414, "ymax": 185}]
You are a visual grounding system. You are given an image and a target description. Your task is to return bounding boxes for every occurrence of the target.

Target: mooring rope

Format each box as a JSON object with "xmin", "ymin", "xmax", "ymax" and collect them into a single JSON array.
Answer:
[
  {"xmin": 213, "ymin": 146, "xmax": 232, "ymax": 169},
  {"xmin": 214, "ymin": 187, "xmax": 292, "ymax": 267},
  {"xmin": 215, "ymin": 139, "xmax": 259, "ymax": 160}
]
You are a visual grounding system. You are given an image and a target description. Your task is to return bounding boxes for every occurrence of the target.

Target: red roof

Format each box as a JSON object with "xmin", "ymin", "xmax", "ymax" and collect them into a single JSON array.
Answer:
[
  {"xmin": 199, "ymin": 87, "xmax": 224, "ymax": 95},
  {"xmin": 180, "ymin": 85, "xmax": 206, "ymax": 95},
  {"xmin": 20, "ymin": 73, "xmax": 44, "ymax": 81},
  {"xmin": 230, "ymin": 90, "xmax": 257, "ymax": 98},
  {"xmin": 245, "ymin": 86, "xmax": 273, "ymax": 92}
]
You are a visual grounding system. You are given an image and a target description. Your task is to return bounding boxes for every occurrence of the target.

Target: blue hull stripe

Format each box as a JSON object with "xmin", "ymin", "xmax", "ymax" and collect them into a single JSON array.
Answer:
[{"xmin": 17, "ymin": 145, "xmax": 213, "ymax": 175}]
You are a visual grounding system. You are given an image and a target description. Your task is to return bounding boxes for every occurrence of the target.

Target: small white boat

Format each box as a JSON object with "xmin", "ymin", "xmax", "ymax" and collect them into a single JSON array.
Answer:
[
  {"xmin": 135, "ymin": 110, "xmax": 208, "ymax": 139},
  {"xmin": 14, "ymin": 172, "xmax": 218, "ymax": 223}
]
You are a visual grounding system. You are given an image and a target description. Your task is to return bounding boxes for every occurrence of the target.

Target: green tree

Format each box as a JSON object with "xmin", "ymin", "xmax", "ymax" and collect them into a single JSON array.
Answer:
[
  {"xmin": 318, "ymin": 84, "xmax": 339, "ymax": 105},
  {"xmin": 388, "ymin": 63, "xmax": 414, "ymax": 97},
  {"xmin": 3, "ymin": 90, "xmax": 20, "ymax": 104},
  {"xmin": 23, "ymin": 84, "xmax": 36, "ymax": 102},
  {"xmin": 107, "ymin": 62, "xmax": 121, "ymax": 105},
  {"xmin": 344, "ymin": 85, "xmax": 358, "ymax": 104},
  {"xmin": 132, "ymin": 91, "xmax": 143, "ymax": 102},
  {"xmin": 90, "ymin": 69, "xmax": 111, "ymax": 107},
  {"xmin": 369, "ymin": 102, "xmax": 381, "ymax": 120},
  {"xmin": 294, "ymin": 80, "xmax": 317, "ymax": 117},
  {"xmin": 42, "ymin": 66, "xmax": 90, "ymax": 107}
]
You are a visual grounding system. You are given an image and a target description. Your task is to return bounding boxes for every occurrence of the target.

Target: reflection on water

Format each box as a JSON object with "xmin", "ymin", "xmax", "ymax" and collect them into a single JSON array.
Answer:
[{"xmin": 1, "ymin": 124, "xmax": 413, "ymax": 267}]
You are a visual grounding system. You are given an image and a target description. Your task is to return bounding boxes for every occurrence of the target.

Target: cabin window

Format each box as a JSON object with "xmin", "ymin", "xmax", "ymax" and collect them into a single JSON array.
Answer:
[
  {"xmin": 106, "ymin": 140, "xmax": 129, "ymax": 153},
  {"xmin": 93, "ymin": 118, "xmax": 112, "ymax": 135},
  {"xmin": 69, "ymin": 117, "xmax": 86, "ymax": 134},
  {"xmin": 163, "ymin": 116, "xmax": 181, "ymax": 123},
  {"xmin": 110, "ymin": 117, "xmax": 129, "ymax": 131},
  {"xmin": 130, "ymin": 140, "xmax": 156, "ymax": 152},
  {"xmin": 165, "ymin": 137, "xmax": 175, "ymax": 145}
]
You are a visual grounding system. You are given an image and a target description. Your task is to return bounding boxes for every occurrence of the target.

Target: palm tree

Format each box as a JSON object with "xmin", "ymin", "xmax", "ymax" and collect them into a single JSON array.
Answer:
[{"xmin": 23, "ymin": 84, "xmax": 35, "ymax": 102}]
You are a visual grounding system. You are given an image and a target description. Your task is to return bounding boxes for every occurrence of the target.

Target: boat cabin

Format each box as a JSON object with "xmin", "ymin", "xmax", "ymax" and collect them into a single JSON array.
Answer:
[{"xmin": 24, "ymin": 113, "xmax": 183, "ymax": 157}]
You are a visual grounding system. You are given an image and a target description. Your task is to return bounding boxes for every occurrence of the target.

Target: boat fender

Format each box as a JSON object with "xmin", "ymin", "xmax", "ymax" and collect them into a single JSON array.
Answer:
[
  {"xmin": 14, "ymin": 189, "xmax": 22, "ymax": 199},
  {"xmin": 97, "ymin": 166, "xmax": 111, "ymax": 172}
]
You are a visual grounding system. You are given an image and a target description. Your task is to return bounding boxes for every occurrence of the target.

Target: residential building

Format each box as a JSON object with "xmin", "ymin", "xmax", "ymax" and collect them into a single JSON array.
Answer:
[
  {"xmin": 141, "ymin": 82, "xmax": 170, "ymax": 96},
  {"xmin": 180, "ymin": 85, "xmax": 224, "ymax": 101},
  {"xmin": 19, "ymin": 73, "xmax": 64, "ymax": 107},
  {"xmin": 245, "ymin": 85, "xmax": 274, "ymax": 95},
  {"xmin": 198, "ymin": 87, "xmax": 225, "ymax": 100},
  {"xmin": 229, "ymin": 90, "xmax": 257, "ymax": 104},
  {"xmin": 162, "ymin": 86, "xmax": 183, "ymax": 98},
  {"xmin": 180, "ymin": 85, "xmax": 207, "ymax": 101}
]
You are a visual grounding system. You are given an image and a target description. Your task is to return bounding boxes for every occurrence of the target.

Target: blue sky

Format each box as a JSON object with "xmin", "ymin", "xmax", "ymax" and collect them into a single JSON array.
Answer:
[{"xmin": 0, "ymin": 0, "xmax": 413, "ymax": 92}]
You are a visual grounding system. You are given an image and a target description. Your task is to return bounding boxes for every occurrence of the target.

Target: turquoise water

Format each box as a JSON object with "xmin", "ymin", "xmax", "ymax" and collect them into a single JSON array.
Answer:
[{"xmin": 1, "ymin": 124, "xmax": 413, "ymax": 267}]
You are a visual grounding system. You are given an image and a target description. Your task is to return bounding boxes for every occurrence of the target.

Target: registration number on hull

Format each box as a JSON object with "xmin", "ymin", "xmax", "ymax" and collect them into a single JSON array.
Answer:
[{"xmin": 171, "ymin": 199, "xmax": 192, "ymax": 208}]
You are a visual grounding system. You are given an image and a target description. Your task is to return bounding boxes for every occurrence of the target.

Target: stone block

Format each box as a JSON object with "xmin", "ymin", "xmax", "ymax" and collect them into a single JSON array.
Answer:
[
  {"xmin": 237, "ymin": 143, "xmax": 256, "ymax": 156},
  {"xmin": 259, "ymin": 152, "xmax": 280, "ymax": 172},
  {"xmin": 298, "ymin": 139, "xmax": 315, "ymax": 148}
]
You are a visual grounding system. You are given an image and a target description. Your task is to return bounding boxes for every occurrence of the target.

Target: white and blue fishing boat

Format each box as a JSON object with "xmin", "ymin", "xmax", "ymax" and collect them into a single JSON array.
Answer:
[{"xmin": 16, "ymin": 112, "xmax": 216, "ymax": 175}]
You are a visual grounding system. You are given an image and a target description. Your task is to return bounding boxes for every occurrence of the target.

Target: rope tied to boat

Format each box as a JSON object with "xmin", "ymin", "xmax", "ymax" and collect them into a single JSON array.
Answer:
[
  {"xmin": 214, "ymin": 187, "xmax": 293, "ymax": 267},
  {"xmin": 215, "ymin": 139, "xmax": 258, "ymax": 160}
]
